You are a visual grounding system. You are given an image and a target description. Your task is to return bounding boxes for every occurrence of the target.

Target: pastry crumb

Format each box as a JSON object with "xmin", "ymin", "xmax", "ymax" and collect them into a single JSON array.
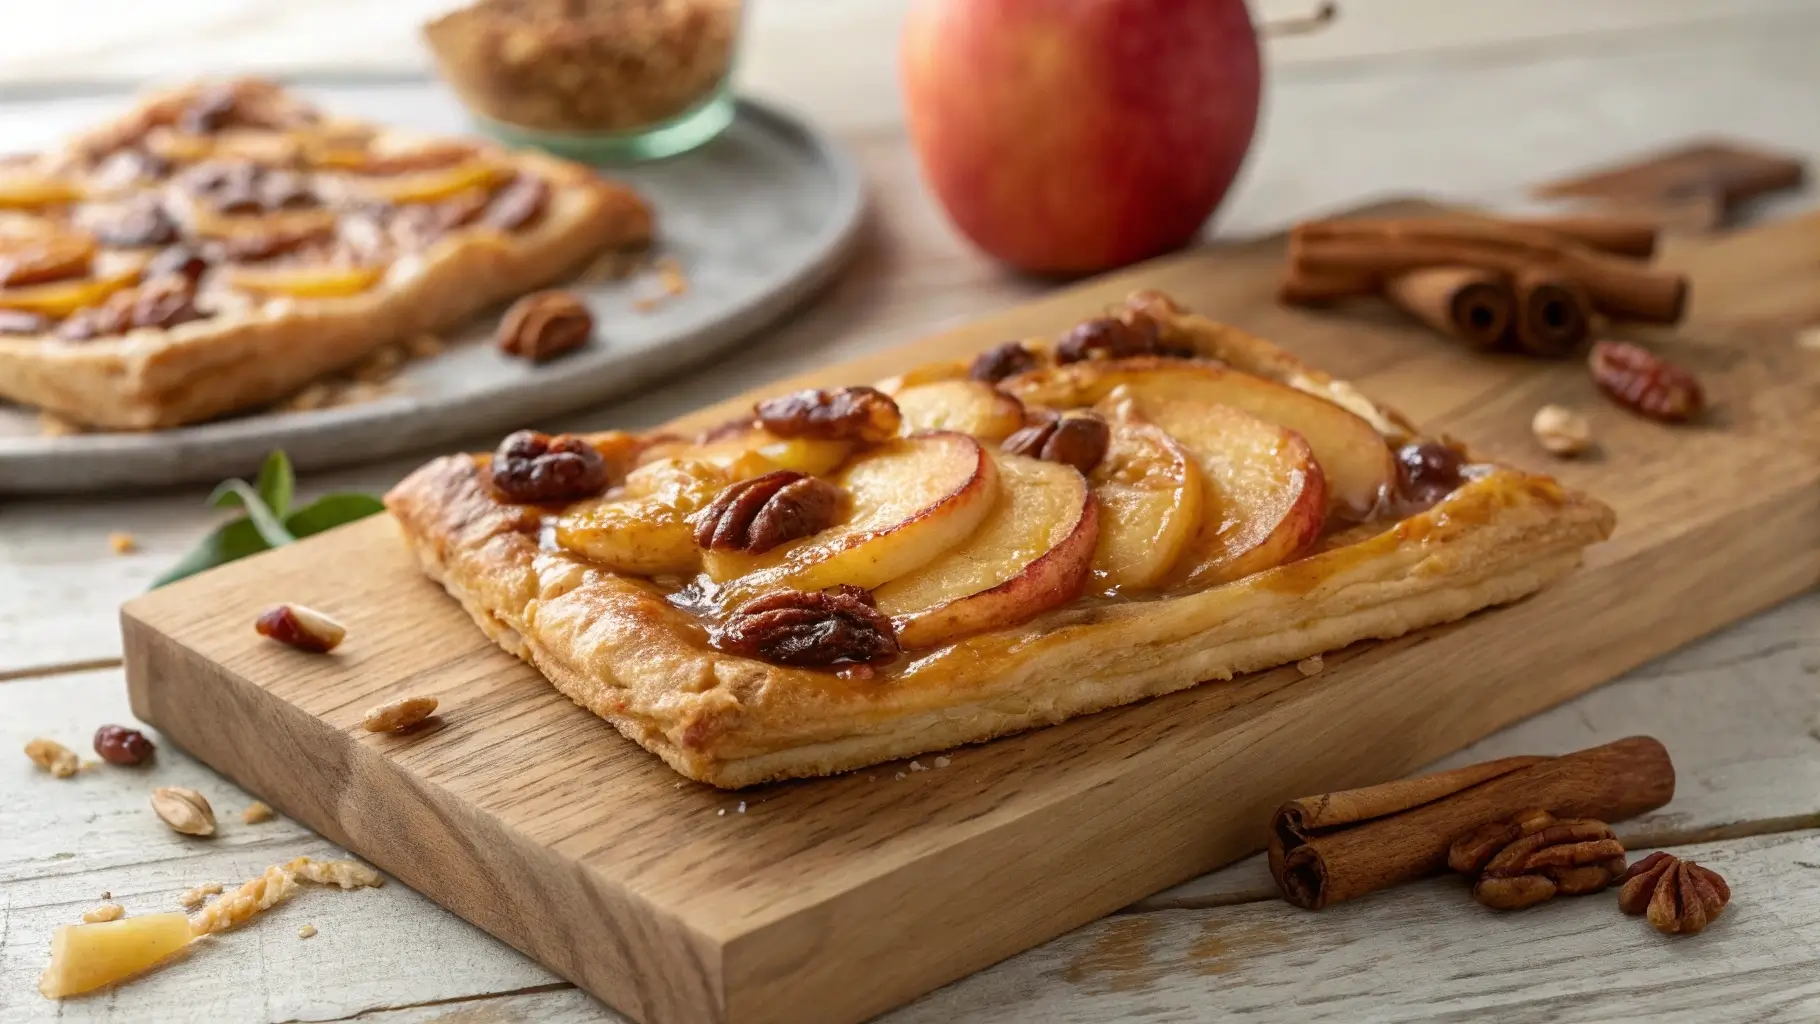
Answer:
[
  {"xmin": 82, "ymin": 902, "xmax": 125, "ymax": 923},
  {"xmin": 405, "ymin": 333, "xmax": 445, "ymax": 360},
  {"xmin": 736, "ymin": 801, "xmax": 746, "ymax": 814},
  {"xmin": 894, "ymin": 771, "xmax": 906, "ymax": 781},
  {"xmin": 107, "ymin": 531, "xmax": 137, "ymax": 554},
  {"xmin": 909, "ymin": 760, "xmax": 928, "ymax": 772},
  {"xmin": 1296, "ymin": 655, "xmax": 1325, "ymax": 677},
  {"xmin": 655, "ymin": 256, "xmax": 688, "ymax": 297},
  {"xmin": 242, "ymin": 801, "xmax": 275, "ymax": 824},
  {"xmin": 189, "ymin": 857, "xmax": 380, "ymax": 936},
  {"xmin": 177, "ymin": 881, "xmax": 224, "ymax": 910},
  {"xmin": 1798, "ymin": 325, "xmax": 1820, "ymax": 351},
  {"xmin": 298, "ymin": 924, "xmax": 317, "ymax": 939},
  {"xmin": 37, "ymin": 411, "xmax": 82, "ymax": 436},
  {"xmin": 933, "ymin": 756, "xmax": 951, "ymax": 769}
]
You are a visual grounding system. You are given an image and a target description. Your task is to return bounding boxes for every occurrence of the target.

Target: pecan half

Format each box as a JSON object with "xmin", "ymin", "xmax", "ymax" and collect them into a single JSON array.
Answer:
[
  {"xmin": 756, "ymin": 386, "xmax": 901, "ymax": 443},
  {"xmin": 483, "ymin": 175, "xmax": 550, "ymax": 232},
  {"xmin": 1450, "ymin": 809, "xmax": 1628, "ymax": 910},
  {"xmin": 689, "ymin": 470, "xmax": 843, "ymax": 553},
  {"xmin": 145, "ymin": 245, "xmax": 212, "ymax": 283},
  {"xmin": 1618, "ymin": 851, "xmax": 1730, "ymax": 935},
  {"xmin": 93, "ymin": 197, "xmax": 179, "ymax": 248},
  {"xmin": 497, "ymin": 290, "xmax": 593, "ymax": 362},
  {"xmin": 1055, "ymin": 314, "xmax": 1161, "ymax": 364},
  {"xmin": 711, "ymin": 585, "xmax": 900, "ymax": 668},
  {"xmin": 0, "ymin": 235, "xmax": 93, "ymax": 288},
  {"xmin": 489, "ymin": 430, "xmax": 612, "ymax": 504},
  {"xmin": 1001, "ymin": 410, "xmax": 1110, "ymax": 474},
  {"xmin": 969, "ymin": 341, "xmax": 1040, "ymax": 383},
  {"xmin": 1589, "ymin": 340, "xmax": 1704, "ymax": 422},
  {"xmin": 57, "ymin": 277, "xmax": 206, "ymax": 341}
]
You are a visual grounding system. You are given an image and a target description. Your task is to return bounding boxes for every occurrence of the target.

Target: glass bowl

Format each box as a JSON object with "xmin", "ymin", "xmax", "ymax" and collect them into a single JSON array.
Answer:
[{"xmin": 424, "ymin": 0, "xmax": 744, "ymax": 163}]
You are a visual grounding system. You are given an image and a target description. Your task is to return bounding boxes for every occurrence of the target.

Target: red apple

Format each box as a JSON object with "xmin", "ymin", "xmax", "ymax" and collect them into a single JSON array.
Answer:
[{"xmin": 901, "ymin": 0, "xmax": 1261, "ymax": 274}]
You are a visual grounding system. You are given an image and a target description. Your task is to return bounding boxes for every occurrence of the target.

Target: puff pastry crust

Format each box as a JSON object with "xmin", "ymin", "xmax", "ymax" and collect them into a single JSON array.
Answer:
[
  {"xmin": 386, "ymin": 295, "xmax": 1616, "ymax": 788},
  {"xmin": 0, "ymin": 80, "xmax": 652, "ymax": 429}
]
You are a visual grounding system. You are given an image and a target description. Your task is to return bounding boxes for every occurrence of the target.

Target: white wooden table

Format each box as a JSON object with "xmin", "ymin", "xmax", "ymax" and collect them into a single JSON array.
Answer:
[{"xmin": 4, "ymin": 3, "xmax": 1820, "ymax": 1021}]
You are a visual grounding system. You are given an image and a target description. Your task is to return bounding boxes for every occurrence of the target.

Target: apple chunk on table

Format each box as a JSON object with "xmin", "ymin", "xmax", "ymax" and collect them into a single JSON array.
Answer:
[
  {"xmin": 893, "ymin": 379, "xmax": 1027, "ymax": 442},
  {"xmin": 873, "ymin": 452, "xmax": 1097, "ymax": 649},
  {"xmin": 1133, "ymin": 396, "xmax": 1327, "ymax": 586},
  {"xmin": 1001, "ymin": 358, "xmax": 1393, "ymax": 517},
  {"xmin": 1087, "ymin": 406, "xmax": 1204, "ymax": 594},
  {"xmin": 708, "ymin": 431, "xmax": 999, "ymax": 603}
]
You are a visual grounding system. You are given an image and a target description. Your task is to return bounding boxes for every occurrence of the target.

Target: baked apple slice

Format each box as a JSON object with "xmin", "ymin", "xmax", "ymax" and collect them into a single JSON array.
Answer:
[
  {"xmin": 641, "ymin": 423, "xmax": 854, "ymax": 479},
  {"xmin": 0, "ymin": 268, "xmax": 138, "ymax": 317},
  {"xmin": 892, "ymin": 379, "xmax": 1026, "ymax": 442},
  {"xmin": 1137, "ymin": 396, "xmax": 1327, "ymax": 586},
  {"xmin": 554, "ymin": 458, "xmax": 727, "ymax": 576},
  {"xmin": 352, "ymin": 161, "xmax": 512, "ymax": 204},
  {"xmin": 223, "ymin": 264, "xmax": 385, "ymax": 299},
  {"xmin": 709, "ymin": 431, "xmax": 999, "ymax": 601},
  {"xmin": 0, "ymin": 174, "xmax": 83, "ymax": 209},
  {"xmin": 1086, "ymin": 404, "xmax": 1205, "ymax": 593},
  {"xmin": 873, "ymin": 452, "xmax": 1097, "ymax": 649},
  {"xmin": 1001, "ymin": 358, "xmax": 1392, "ymax": 517}
]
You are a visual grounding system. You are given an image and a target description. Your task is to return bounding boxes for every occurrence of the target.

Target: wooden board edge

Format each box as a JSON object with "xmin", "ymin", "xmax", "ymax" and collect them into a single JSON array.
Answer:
[{"xmin": 119, "ymin": 608, "xmax": 735, "ymax": 1024}]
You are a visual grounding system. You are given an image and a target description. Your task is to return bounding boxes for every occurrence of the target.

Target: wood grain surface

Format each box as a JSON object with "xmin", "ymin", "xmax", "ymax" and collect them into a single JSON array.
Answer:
[{"xmin": 110, "ymin": 203, "xmax": 1820, "ymax": 1024}]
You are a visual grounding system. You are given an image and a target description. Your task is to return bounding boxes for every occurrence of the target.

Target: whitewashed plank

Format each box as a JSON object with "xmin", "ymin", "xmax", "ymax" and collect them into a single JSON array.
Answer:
[
  {"xmin": 0, "ymin": 669, "xmax": 565, "ymax": 1024},
  {"xmin": 1137, "ymin": 590, "xmax": 1820, "ymax": 911},
  {"xmin": 888, "ymin": 831, "xmax": 1820, "ymax": 1024}
]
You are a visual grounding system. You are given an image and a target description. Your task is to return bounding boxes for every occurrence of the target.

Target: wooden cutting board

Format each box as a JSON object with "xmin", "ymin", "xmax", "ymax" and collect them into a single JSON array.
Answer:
[{"xmin": 120, "ymin": 202, "xmax": 1820, "ymax": 1024}]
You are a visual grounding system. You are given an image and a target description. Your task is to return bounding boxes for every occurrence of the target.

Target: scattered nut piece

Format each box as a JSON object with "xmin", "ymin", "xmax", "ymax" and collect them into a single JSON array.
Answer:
[
  {"xmin": 177, "ymin": 881, "xmax": 223, "ymax": 910},
  {"xmin": 756, "ymin": 387, "xmax": 902, "ymax": 444},
  {"xmin": 362, "ymin": 695, "xmax": 439, "ymax": 733},
  {"xmin": 933, "ymin": 755, "xmax": 952, "ymax": 768},
  {"xmin": 1588, "ymin": 340, "xmax": 1704, "ymax": 422},
  {"xmin": 25, "ymin": 738, "xmax": 79, "ymax": 778},
  {"xmin": 254, "ymin": 603, "xmax": 347, "ymax": 653},
  {"xmin": 1002, "ymin": 410, "xmax": 1111, "ymax": 475},
  {"xmin": 242, "ymin": 801, "xmax": 275, "ymax": 824},
  {"xmin": 488, "ymin": 430, "xmax": 613, "ymax": 504},
  {"xmin": 969, "ymin": 340, "xmax": 1042, "ymax": 383},
  {"xmin": 93, "ymin": 724, "xmax": 156, "ymax": 766},
  {"xmin": 151, "ymin": 787, "xmax": 217, "ymax": 837},
  {"xmin": 1618, "ymin": 851, "xmax": 1730, "ymax": 935},
  {"xmin": 689, "ymin": 470, "xmax": 844, "ymax": 554},
  {"xmin": 1296, "ymin": 655, "xmax": 1325, "ymax": 677},
  {"xmin": 1531, "ymin": 405, "xmax": 1594, "ymax": 456},
  {"xmin": 711, "ymin": 586, "xmax": 901, "ymax": 668},
  {"xmin": 298, "ymin": 924, "xmax": 317, "ymax": 939},
  {"xmin": 1450, "ymin": 809, "xmax": 1627, "ymax": 910},
  {"xmin": 909, "ymin": 760, "xmax": 928, "ymax": 772},
  {"xmin": 81, "ymin": 902, "xmax": 125, "ymax": 924},
  {"xmin": 497, "ymin": 289, "xmax": 593, "ymax": 363},
  {"xmin": 107, "ymin": 531, "xmax": 137, "ymax": 555}
]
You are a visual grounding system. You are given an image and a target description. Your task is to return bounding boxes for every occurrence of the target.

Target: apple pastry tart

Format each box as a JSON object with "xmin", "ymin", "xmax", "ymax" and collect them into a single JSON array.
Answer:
[
  {"xmin": 0, "ymin": 78, "xmax": 651, "ymax": 429},
  {"xmin": 386, "ymin": 290, "xmax": 1615, "ymax": 787}
]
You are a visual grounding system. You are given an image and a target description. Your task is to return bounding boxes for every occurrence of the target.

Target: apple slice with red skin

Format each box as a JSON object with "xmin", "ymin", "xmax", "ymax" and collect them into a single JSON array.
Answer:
[
  {"xmin": 1134, "ymin": 396, "xmax": 1327, "ymax": 586},
  {"xmin": 873, "ymin": 451, "xmax": 1097, "ymax": 649},
  {"xmin": 1086, "ymin": 404, "xmax": 1205, "ymax": 594},
  {"xmin": 1000, "ymin": 357, "xmax": 1392, "ymax": 518},
  {"xmin": 708, "ymin": 431, "xmax": 1000, "ymax": 603},
  {"xmin": 892, "ymin": 379, "xmax": 1027, "ymax": 443}
]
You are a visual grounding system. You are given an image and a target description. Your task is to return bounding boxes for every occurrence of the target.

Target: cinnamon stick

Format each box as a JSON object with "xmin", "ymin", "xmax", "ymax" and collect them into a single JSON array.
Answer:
[
  {"xmin": 1268, "ymin": 736, "xmax": 1675, "ymax": 911},
  {"xmin": 1278, "ymin": 268, "xmax": 1375, "ymax": 305},
  {"xmin": 1514, "ymin": 214, "xmax": 1658, "ymax": 259},
  {"xmin": 1512, "ymin": 267, "xmax": 1593, "ymax": 357},
  {"xmin": 1383, "ymin": 266, "xmax": 1513, "ymax": 349},
  {"xmin": 1290, "ymin": 219, "xmax": 1687, "ymax": 323}
]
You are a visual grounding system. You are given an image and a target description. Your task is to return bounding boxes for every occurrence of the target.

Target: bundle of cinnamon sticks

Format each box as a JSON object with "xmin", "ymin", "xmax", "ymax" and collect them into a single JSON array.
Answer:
[{"xmin": 1281, "ymin": 214, "xmax": 1689, "ymax": 357}]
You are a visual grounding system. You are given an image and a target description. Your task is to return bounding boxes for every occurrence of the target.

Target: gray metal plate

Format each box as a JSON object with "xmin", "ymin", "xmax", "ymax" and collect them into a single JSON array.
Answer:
[{"xmin": 0, "ymin": 79, "xmax": 864, "ymax": 493}]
